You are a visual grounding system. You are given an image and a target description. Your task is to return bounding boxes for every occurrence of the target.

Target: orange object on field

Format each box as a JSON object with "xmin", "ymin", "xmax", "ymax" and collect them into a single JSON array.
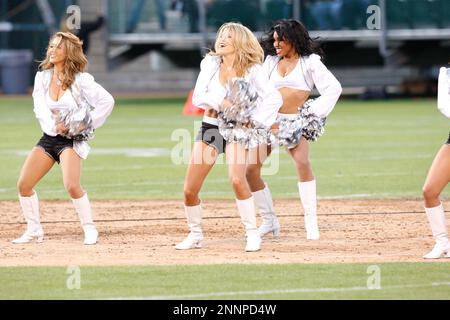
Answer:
[{"xmin": 182, "ymin": 89, "xmax": 204, "ymax": 115}]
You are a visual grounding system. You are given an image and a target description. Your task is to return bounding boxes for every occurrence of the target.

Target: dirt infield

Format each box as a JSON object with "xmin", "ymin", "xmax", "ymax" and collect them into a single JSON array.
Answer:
[{"xmin": 0, "ymin": 199, "xmax": 448, "ymax": 266}]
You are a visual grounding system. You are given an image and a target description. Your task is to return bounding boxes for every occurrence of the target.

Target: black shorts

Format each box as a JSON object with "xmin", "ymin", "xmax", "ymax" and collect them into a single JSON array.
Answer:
[
  {"xmin": 36, "ymin": 133, "xmax": 74, "ymax": 163},
  {"xmin": 195, "ymin": 122, "xmax": 226, "ymax": 154},
  {"xmin": 447, "ymin": 132, "xmax": 450, "ymax": 145}
]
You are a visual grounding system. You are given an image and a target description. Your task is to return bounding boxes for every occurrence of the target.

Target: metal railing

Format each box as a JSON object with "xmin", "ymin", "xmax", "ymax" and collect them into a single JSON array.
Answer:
[{"xmin": 107, "ymin": 0, "xmax": 450, "ymax": 35}]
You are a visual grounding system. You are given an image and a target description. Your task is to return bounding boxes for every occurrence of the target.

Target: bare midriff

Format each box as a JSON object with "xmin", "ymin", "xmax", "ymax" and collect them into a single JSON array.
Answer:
[
  {"xmin": 205, "ymin": 108, "xmax": 218, "ymax": 118},
  {"xmin": 277, "ymin": 87, "xmax": 310, "ymax": 114}
]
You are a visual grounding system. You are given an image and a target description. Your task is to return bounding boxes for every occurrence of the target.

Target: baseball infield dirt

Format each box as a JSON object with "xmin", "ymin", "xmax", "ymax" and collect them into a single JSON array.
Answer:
[{"xmin": 0, "ymin": 199, "xmax": 448, "ymax": 266}]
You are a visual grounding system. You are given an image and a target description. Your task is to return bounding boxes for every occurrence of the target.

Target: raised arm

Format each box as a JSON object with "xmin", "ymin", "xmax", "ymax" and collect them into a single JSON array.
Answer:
[{"xmin": 306, "ymin": 54, "xmax": 342, "ymax": 118}]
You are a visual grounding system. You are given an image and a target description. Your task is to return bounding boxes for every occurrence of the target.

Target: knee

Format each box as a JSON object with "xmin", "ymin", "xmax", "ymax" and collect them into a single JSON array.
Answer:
[
  {"xmin": 422, "ymin": 185, "xmax": 439, "ymax": 202},
  {"xmin": 17, "ymin": 179, "xmax": 33, "ymax": 196},
  {"xmin": 245, "ymin": 165, "xmax": 261, "ymax": 182},
  {"xmin": 64, "ymin": 181, "xmax": 82, "ymax": 197},
  {"xmin": 295, "ymin": 157, "xmax": 311, "ymax": 171},
  {"xmin": 230, "ymin": 175, "xmax": 246, "ymax": 190},
  {"xmin": 183, "ymin": 187, "xmax": 198, "ymax": 204}
]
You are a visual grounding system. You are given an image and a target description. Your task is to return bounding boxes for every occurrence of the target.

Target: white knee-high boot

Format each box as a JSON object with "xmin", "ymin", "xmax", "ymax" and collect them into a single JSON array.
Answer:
[
  {"xmin": 72, "ymin": 193, "xmax": 98, "ymax": 245},
  {"xmin": 12, "ymin": 192, "xmax": 44, "ymax": 244},
  {"xmin": 175, "ymin": 204, "xmax": 203, "ymax": 250},
  {"xmin": 298, "ymin": 180, "xmax": 320, "ymax": 240},
  {"xmin": 423, "ymin": 203, "xmax": 450, "ymax": 259},
  {"xmin": 252, "ymin": 184, "xmax": 280, "ymax": 238},
  {"xmin": 236, "ymin": 197, "xmax": 261, "ymax": 252}
]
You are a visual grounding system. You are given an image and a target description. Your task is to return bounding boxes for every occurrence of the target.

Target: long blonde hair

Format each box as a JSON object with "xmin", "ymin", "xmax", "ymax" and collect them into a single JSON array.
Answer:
[
  {"xmin": 39, "ymin": 32, "xmax": 88, "ymax": 90},
  {"xmin": 211, "ymin": 22, "xmax": 264, "ymax": 77}
]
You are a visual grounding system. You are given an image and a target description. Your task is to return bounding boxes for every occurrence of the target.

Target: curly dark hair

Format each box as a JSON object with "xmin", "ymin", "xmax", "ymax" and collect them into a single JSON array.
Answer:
[{"xmin": 260, "ymin": 19, "xmax": 324, "ymax": 60}]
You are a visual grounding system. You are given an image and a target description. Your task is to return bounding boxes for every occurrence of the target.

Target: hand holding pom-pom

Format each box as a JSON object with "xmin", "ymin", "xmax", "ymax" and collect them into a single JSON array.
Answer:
[
  {"xmin": 219, "ymin": 77, "xmax": 259, "ymax": 126},
  {"xmin": 269, "ymin": 99, "xmax": 326, "ymax": 149},
  {"xmin": 218, "ymin": 78, "xmax": 268, "ymax": 149},
  {"xmin": 55, "ymin": 102, "xmax": 95, "ymax": 141},
  {"xmin": 269, "ymin": 114, "xmax": 304, "ymax": 149},
  {"xmin": 300, "ymin": 99, "xmax": 326, "ymax": 142}
]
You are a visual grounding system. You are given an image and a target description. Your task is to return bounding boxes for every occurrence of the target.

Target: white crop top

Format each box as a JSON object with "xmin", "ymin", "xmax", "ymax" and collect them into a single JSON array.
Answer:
[
  {"xmin": 267, "ymin": 57, "xmax": 313, "ymax": 91},
  {"xmin": 263, "ymin": 54, "xmax": 342, "ymax": 118}
]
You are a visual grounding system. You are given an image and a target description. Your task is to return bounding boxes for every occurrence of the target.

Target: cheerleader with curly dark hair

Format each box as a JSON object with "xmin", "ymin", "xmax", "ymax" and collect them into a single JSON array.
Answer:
[{"xmin": 246, "ymin": 19, "xmax": 342, "ymax": 240}]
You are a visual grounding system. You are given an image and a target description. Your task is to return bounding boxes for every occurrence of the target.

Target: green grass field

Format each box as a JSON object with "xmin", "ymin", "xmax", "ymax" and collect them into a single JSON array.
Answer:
[
  {"xmin": 0, "ymin": 263, "xmax": 448, "ymax": 299},
  {"xmin": 0, "ymin": 97, "xmax": 448, "ymax": 200},
  {"xmin": 0, "ymin": 97, "xmax": 449, "ymax": 300}
]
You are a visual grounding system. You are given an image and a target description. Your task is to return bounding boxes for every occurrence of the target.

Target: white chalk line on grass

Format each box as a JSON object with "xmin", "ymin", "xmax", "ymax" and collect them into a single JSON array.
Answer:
[
  {"xmin": 2, "ymin": 148, "xmax": 431, "ymax": 161},
  {"xmin": 83, "ymin": 165, "xmax": 147, "ymax": 172},
  {"xmin": 319, "ymin": 194, "xmax": 373, "ymax": 199},
  {"xmin": 107, "ymin": 119, "xmax": 190, "ymax": 125},
  {"xmin": 90, "ymin": 148, "xmax": 170, "ymax": 157},
  {"xmin": 278, "ymin": 154, "xmax": 431, "ymax": 163},
  {"xmin": 108, "ymin": 282, "xmax": 450, "ymax": 300},
  {"xmin": 8, "ymin": 148, "xmax": 171, "ymax": 158},
  {"xmin": 83, "ymin": 172, "xmax": 423, "ymax": 188},
  {"xmin": 0, "ymin": 187, "xmax": 412, "ymax": 198}
]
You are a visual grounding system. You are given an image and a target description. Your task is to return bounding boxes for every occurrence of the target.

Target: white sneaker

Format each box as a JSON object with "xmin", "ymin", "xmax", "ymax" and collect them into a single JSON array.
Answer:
[
  {"xmin": 12, "ymin": 229, "xmax": 44, "ymax": 244},
  {"xmin": 258, "ymin": 216, "xmax": 281, "ymax": 238},
  {"xmin": 245, "ymin": 232, "xmax": 261, "ymax": 252},
  {"xmin": 83, "ymin": 227, "xmax": 98, "ymax": 245},
  {"xmin": 175, "ymin": 232, "xmax": 203, "ymax": 250},
  {"xmin": 423, "ymin": 241, "xmax": 450, "ymax": 259}
]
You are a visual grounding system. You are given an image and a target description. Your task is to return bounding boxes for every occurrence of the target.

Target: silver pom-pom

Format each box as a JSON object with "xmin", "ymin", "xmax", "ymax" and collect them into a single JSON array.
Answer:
[
  {"xmin": 220, "ymin": 126, "xmax": 269, "ymax": 150},
  {"xmin": 246, "ymin": 126, "xmax": 270, "ymax": 149},
  {"xmin": 299, "ymin": 99, "xmax": 326, "ymax": 142},
  {"xmin": 269, "ymin": 113, "xmax": 304, "ymax": 149},
  {"xmin": 269, "ymin": 99, "xmax": 326, "ymax": 148},
  {"xmin": 56, "ymin": 103, "xmax": 95, "ymax": 141},
  {"xmin": 219, "ymin": 77, "xmax": 259, "ymax": 125},
  {"xmin": 218, "ymin": 78, "xmax": 268, "ymax": 149}
]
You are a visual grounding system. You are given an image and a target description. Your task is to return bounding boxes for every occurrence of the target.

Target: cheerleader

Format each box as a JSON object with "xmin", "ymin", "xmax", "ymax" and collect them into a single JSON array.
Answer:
[
  {"xmin": 175, "ymin": 22, "xmax": 282, "ymax": 252},
  {"xmin": 13, "ymin": 32, "xmax": 114, "ymax": 245},
  {"xmin": 422, "ymin": 67, "xmax": 450, "ymax": 259},
  {"xmin": 246, "ymin": 19, "xmax": 342, "ymax": 240}
]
